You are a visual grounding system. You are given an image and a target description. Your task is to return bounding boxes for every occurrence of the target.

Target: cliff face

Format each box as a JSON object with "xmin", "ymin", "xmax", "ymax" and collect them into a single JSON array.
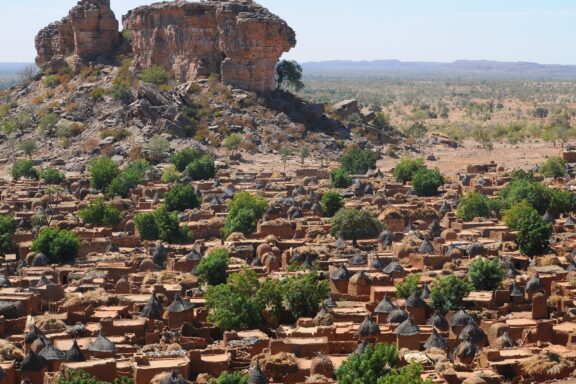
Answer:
[
  {"xmin": 123, "ymin": 0, "xmax": 296, "ymax": 92},
  {"xmin": 35, "ymin": 0, "xmax": 120, "ymax": 66}
]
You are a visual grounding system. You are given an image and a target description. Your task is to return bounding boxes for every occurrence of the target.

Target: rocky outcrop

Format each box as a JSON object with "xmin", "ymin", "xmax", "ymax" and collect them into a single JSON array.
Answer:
[
  {"xmin": 123, "ymin": 0, "xmax": 296, "ymax": 92},
  {"xmin": 35, "ymin": 0, "xmax": 120, "ymax": 67}
]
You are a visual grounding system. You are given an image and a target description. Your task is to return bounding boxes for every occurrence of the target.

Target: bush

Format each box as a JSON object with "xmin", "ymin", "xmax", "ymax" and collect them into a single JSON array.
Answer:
[
  {"xmin": 41, "ymin": 167, "xmax": 66, "ymax": 185},
  {"xmin": 89, "ymin": 157, "xmax": 120, "ymax": 191},
  {"xmin": 100, "ymin": 128, "xmax": 130, "ymax": 141},
  {"xmin": 396, "ymin": 274, "xmax": 421, "ymax": 299},
  {"xmin": 161, "ymin": 165, "xmax": 181, "ymax": 183},
  {"xmin": 430, "ymin": 274, "xmax": 472, "ymax": 314},
  {"xmin": 134, "ymin": 207, "xmax": 189, "ymax": 243},
  {"xmin": 549, "ymin": 189, "xmax": 576, "ymax": 216},
  {"xmin": 412, "ymin": 168, "xmax": 444, "ymax": 197},
  {"xmin": 214, "ymin": 372, "xmax": 248, "ymax": 384},
  {"xmin": 457, "ymin": 192, "xmax": 491, "ymax": 221},
  {"xmin": 330, "ymin": 209, "xmax": 382, "ymax": 244},
  {"xmin": 393, "ymin": 156, "xmax": 426, "ymax": 183},
  {"xmin": 32, "ymin": 227, "xmax": 81, "ymax": 264},
  {"xmin": 468, "ymin": 257, "xmax": 504, "ymax": 291},
  {"xmin": 90, "ymin": 87, "xmax": 106, "ymax": 102},
  {"xmin": 276, "ymin": 60, "xmax": 305, "ymax": 91},
  {"xmin": 516, "ymin": 210, "xmax": 552, "ymax": 256},
  {"xmin": 321, "ymin": 191, "xmax": 344, "ymax": 217},
  {"xmin": 139, "ymin": 66, "xmax": 171, "ymax": 85},
  {"xmin": 195, "ymin": 248, "xmax": 230, "ymax": 286},
  {"xmin": 184, "ymin": 155, "xmax": 216, "ymax": 180},
  {"xmin": 134, "ymin": 212, "xmax": 159, "ymax": 241},
  {"xmin": 44, "ymin": 75, "xmax": 60, "ymax": 88},
  {"xmin": 18, "ymin": 140, "xmax": 37, "ymax": 158},
  {"xmin": 281, "ymin": 272, "xmax": 329, "ymax": 319},
  {"xmin": 340, "ymin": 148, "xmax": 378, "ymax": 174},
  {"xmin": 164, "ymin": 184, "xmax": 201, "ymax": 212},
  {"xmin": 503, "ymin": 201, "xmax": 538, "ymax": 230},
  {"xmin": 330, "ymin": 168, "xmax": 352, "ymax": 188},
  {"xmin": 499, "ymin": 178, "xmax": 551, "ymax": 214},
  {"xmin": 223, "ymin": 134, "xmax": 243, "ymax": 154},
  {"xmin": 38, "ymin": 113, "xmax": 58, "ymax": 136},
  {"xmin": 0, "ymin": 215, "xmax": 16, "ymax": 255},
  {"xmin": 224, "ymin": 192, "xmax": 268, "ymax": 237},
  {"xmin": 170, "ymin": 148, "xmax": 202, "ymax": 172},
  {"xmin": 146, "ymin": 135, "xmax": 170, "ymax": 162},
  {"xmin": 540, "ymin": 157, "xmax": 566, "ymax": 178},
  {"xmin": 111, "ymin": 83, "xmax": 133, "ymax": 104},
  {"xmin": 79, "ymin": 199, "xmax": 121, "ymax": 226},
  {"xmin": 58, "ymin": 369, "xmax": 133, "ymax": 384},
  {"xmin": 11, "ymin": 160, "xmax": 39, "ymax": 180},
  {"xmin": 206, "ymin": 283, "xmax": 263, "ymax": 331},
  {"xmin": 106, "ymin": 161, "xmax": 149, "ymax": 198}
]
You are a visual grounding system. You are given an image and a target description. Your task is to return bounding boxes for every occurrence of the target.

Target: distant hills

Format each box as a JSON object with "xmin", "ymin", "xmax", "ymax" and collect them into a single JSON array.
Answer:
[
  {"xmin": 302, "ymin": 60, "xmax": 576, "ymax": 80},
  {"xmin": 0, "ymin": 63, "xmax": 33, "ymax": 90}
]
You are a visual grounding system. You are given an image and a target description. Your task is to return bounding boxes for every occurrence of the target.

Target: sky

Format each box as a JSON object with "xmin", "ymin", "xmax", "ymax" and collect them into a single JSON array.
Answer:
[{"xmin": 1, "ymin": 0, "xmax": 575, "ymax": 64}]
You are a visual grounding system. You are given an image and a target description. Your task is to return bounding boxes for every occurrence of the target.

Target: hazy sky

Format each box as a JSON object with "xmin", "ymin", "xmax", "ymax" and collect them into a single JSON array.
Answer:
[{"xmin": 1, "ymin": 0, "xmax": 574, "ymax": 64}]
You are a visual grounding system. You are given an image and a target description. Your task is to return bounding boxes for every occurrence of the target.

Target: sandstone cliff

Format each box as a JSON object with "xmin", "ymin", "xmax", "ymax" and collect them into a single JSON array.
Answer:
[
  {"xmin": 123, "ymin": 1, "xmax": 296, "ymax": 92},
  {"xmin": 35, "ymin": 0, "xmax": 120, "ymax": 66}
]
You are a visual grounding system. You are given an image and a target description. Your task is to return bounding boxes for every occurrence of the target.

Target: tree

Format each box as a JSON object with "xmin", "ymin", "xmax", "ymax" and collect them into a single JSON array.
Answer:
[
  {"xmin": 412, "ymin": 168, "xmax": 444, "ymax": 197},
  {"xmin": 472, "ymin": 126, "xmax": 493, "ymax": 150},
  {"xmin": 0, "ymin": 215, "xmax": 16, "ymax": 256},
  {"xmin": 134, "ymin": 207, "xmax": 190, "ymax": 243},
  {"xmin": 58, "ymin": 369, "xmax": 133, "ymax": 384},
  {"xmin": 11, "ymin": 160, "xmax": 39, "ymax": 180},
  {"xmin": 139, "ymin": 66, "xmax": 171, "ymax": 85},
  {"xmin": 330, "ymin": 168, "xmax": 352, "ymax": 188},
  {"xmin": 330, "ymin": 209, "xmax": 382, "ymax": 246},
  {"xmin": 214, "ymin": 372, "xmax": 248, "ymax": 384},
  {"xmin": 468, "ymin": 257, "xmax": 504, "ymax": 291},
  {"xmin": 516, "ymin": 210, "xmax": 552, "ymax": 257},
  {"xmin": 281, "ymin": 272, "xmax": 329, "ymax": 319},
  {"xmin": 79, "ymin": 199, "xmax": 121, "ymax": 226},
  {"xmin": 396, "ymin": 274, "xmax": 421, "ymax": 299},
  {"xmin": 539, "ymin": 157, "xmax": 567, "ymax": 178},
  {"xmin": 107, "ymin": 167, "xmax": 146, "ymax": 198},
  {"xmin": 184, "ymin": 155, "xmax": 216, "ymax": 180},
  {"xmin": 161, "ymin": 165, "xmax": 181, "ymax": 183},
  {"xmin": 499, "ymin": 178, "xmax": 552, "ymax": 214},
  {"xmin": 340, "ymin": 148, "xmax": 378, "ymax": 174},
  {"xmin": 279, "ymin": 146, "xmax": 292, "ymax": 171},
  {"xmin": 170, "ymin": 148, "xmax": 202, "ymax": 172},
  {"xmin": 38, "ymin": 113, "xmax": 58, "ymax": 137},
  {"xmin": 430, "ymin": 274, "xmax": 472, "ymax": 314},
  {"xmin": 503, "ymin": 201, "xmax": 538, "ymax": 230},
  {"xmin": 223, "ymin": 134, "xmax": 243, "ymax": 156},
  {"xmin": 206, "ymin": 283, "xmax": 264, "ymax": 331},
  {"xmin": 533, "ymin": 107, "xmax": 549, "ymax": 120},
  {"xmin": 393, "ymin": 156, "xmax": 426, "ymax": 183},
  {"xmin": 276, "ymin": 60, "xmax": 304, "ymax": 91},
  {"xmin": 19, "ymin": 140, "xmax": 37, "ymax": 158},
  {"xmin": 225, "ymin": 192, "xmax": 268, "ymax": 237},
  {"xmin": 18, "ymin": 65, "xmax": 38, "ymax": 87},
  {"xmin": 549, "ymin": 189, "xmax": 576, "ymax": 216},
  {"xmin": 146, "ymin": 135, "xmax": 170, "ymax": 162},
  {"xmin": 457, "ymin": 192, "xmax": 491, "ymax": 221},
  {"xmin": 163, "ymin": 184, "xmax": 201, "ymax": 212},
  {"xmin": 224, "ymin": 208, "xmax": 259, "ymax": 237},
  {"xmin": 299, "ymin": 144, "xmax": 311, "ymax": 164},
  {"xmin": 32, "ymin": 227, "xmax": 81, "ymax": 264},
  {"xmin": 41, "ymin": 168, "xmax": 66, "ymax": 185},
  {"xmin": 321, "ymin": 191, "xmax": 344, "ymax": 217},
  {"xmin": 195, "ymin": 248, "xmax": 230, "ymax": 286},
  {"xmin": 89, "ymin": 157, "xmax": 120, "ymax": 191},
  {"xmin": 378, "ymin": 364, "xmax": 432, "ymax": 384},
  {"xmin": 373, "ymin": 112, "xmax": 392, "ymax": 131}
]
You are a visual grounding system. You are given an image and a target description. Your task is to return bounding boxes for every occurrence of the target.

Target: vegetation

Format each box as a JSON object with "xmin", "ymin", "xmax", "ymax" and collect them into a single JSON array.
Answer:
[
  {"xmin": 161, "ymin": 165, "xmax": 181, "ymax": 183},
  {"xmin": 170, "ymin": 148, "xmax": 202, "ymax": 172},
  {"xmin": 32, "ymin": 227, "xmax": 81, "ymax": 264},
  {"xmin": 0, "ymin": 215, "xmax": 16, "ymax": 255},
  {"xmin": 195, "ymin": 248, "xmax": 230, "ymax": 286},
  {"xmin": 276, "ymin": 60, "xmax": 305, "ymax": 91},
  {"xmin": 393, "ymin": 156, "xmax": 426, "ymax": 183},
  {"xmin": 468, "ymin": 257, "xmax": 504, "ymax": 291},
  {"xmin": 340, "ymin": 148, "xmax": 378, "ymax": 174},
  {"xmin": 106, "ymin": 160, "xmax": 150, "ymax": 198},
  {"xmin": 212, "ymin": 372, "xmax": 248, "ymax": 384},
  {"xmin": 134, "ymin": 207, "xmax": 190, "ymax": 243},
  {"xmin": 11, "ymin": 159, "xmax": 39, "ymax": 180},
  {"xmin": 18, "ymin": 140, "xmax": 37, "ymax": 158},
  {"xmin": 44, "ymin": 75, "xmax": 60, "ymax": 88},
  {"xmin": 516, "ymin": 210, "xmax": 552, "ymax": 256},
  {"xmin": 503, "ymin": 201, "xmax": 538, "ymax": 230},
  {"xmin": 40, "ymin": 167, "xmax": 66, "ymax": 185},
  {"xmin": 412, "ymin": 168, "xmax": 444, "ymax": 196},
  {"xmin": 184, "ymin": 155, "xmax": 216, "ymax": 180},
  {"xmin": 223, "ymin": 134, "xmax": 243, "ymax": 155},
  {"xmin": 321, "ymin": 191, "xmax": 344, "ymax": 217},
  {"xmin": 457, "ymin": 192, "xmax": 491, "ymax": 221},
  {"xmin": 330, "ymin": 209, "xmax": 382, "ymax": 245},
  {"xmin": 281, "ymin": 272, "xmax": 329, "ymax": 319},
  {"xmin": 38, "ymin": 113, "xmax": 58, "ymax": 136},
  {"xmin": 89, "ymin": 157, "xmax": 120, "ymax": 191},
  {"xmin": 146, "ymin": 135, "xmax": 170, "ymax": 162},
  {"xmin": 57, "ymin": 369, "xmax": 133, "ymax": 384},
  {"xmin": 499, "ymin": 176, "xmax": 551, "ymax": 214},
  {"xmin": 330, "ymin": 168, "xmax": 352, "ymax": 188},
  {"xmin": 163, "ymin": 184, "xmax": 201, "ymax": 212},
  {"xmin": 224, "ymin": 192, "xmax": 268, "ymax": 237},
  {"xmin": 430, "ymin": 274, "xmax": 472, "ymax": 314},
  {"xmin": 539, "ymin": 157, "xmax": 567, "ymax": 178},
  {"xmin": 396, "ymin": 274, "xmax": 421, "ymax": 299},
  {"xmin": 139, "ymin": 66, "xmax": 171, "ymax": 86},
  {"xmin": 79, "ymin": 199, "xmax": 122, "ymax": 226}
]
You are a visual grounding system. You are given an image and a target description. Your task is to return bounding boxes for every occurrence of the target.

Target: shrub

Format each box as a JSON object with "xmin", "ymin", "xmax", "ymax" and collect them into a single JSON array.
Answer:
[
  {"xmin": 134, "ymin": 212, "xmax": 159, "ymax": 241},
  {"xmin": 58, "ymin": 369, "xmax": 133, "ymax": 384},
  {"xmin": 32, "ymin": 227, "xmax": 80, "ymax": 264},
  {"xmin": 146, "ymin": 135, "xmax": 170, "ymax": 162},
  {"xmin": 340, "ymin": 148, "xmax": 378, "ymax": 174},
  {"xmin": 100, "ymin": 128, "xmax": 130, "ymax": 141},
  {"xmin": 139, "ymin": 66, "xmax": 171, "ymax": 85},
  {"xmin": 457, "ymin": 192, "xmax": 491, "ymax": 221},
  {"xmin": 468, "ymin": 257, "xmax": 504, "ymax": 291},
  {"xmin": 11, "ymin": 160, "xmax": 39, "ymax": 180},
  {"xmin": 516, "ymin": 210, "xmax": 552, "ymax": 257},
  {"xmin": 503, "ymin": 201, "xmax": 538, "ymax": 230},
  {"xmin": 321, "ymin": 191, "xmax": 344, "ymax": 217},
  {"xmin": 396, "ymin": 274, "xmax": 421, "ymax": 299},
  {"xmin": 539, "ymin": 157, "xmax": 567, "ymax": 178},
  {"xmin": 161, "ymin": 165, "xmax": 181, "ymax": 183},
  {"xmin": 276, "ymin": 60, "xmax": 305, "ymax": 91},
  {"xmin": 111, "ymin": 83, "xmax": 133, "ymax": 104},
  {"xmin": 0, "ymin": 215, "xmax": 16, "ymax": 255},
  {"xmin": 499, "ymin": 178, "xmax": 551, "ymax": 214},
  {"xmin": 19, "ymin": 140, "xmax": 37, "ymax": 158},
  {"xmin": 281, "ymin": 272, "xmax": 329, "ymax": 319},
  {"xmin": 330, "ymin": 168, "xmax": 352, "ymax": 188},
  {"xmin": 549, "ymin": 189, "xmax": 576, "ymax": 216},
  {"xmin": 90, "ymin": 87, "xmax": 106, "ymax": 101},
  {"xmin": 164, "ymin": 184, "xmax": 201, "ymax": 212},
  {"xmin": 206, "ymin": 283, "xmax": 263, "ymax": 331},
  {"xmin": 38, "ymin": 113, "xmax": 58, "ymax": 136},
  {"xmin": 134, "ymin": 207, "xmax": 189, "ymax": 243},
  {"xmin": 106, "ymin": 161, "xmax": 149, "ymax": 198},
  {"xmin": 330, "ymin": 209, "xmax": 382, "ymax": 245},
  {"xmin": 44, "ymin": 75, "xmax": 60, "ymax": 88},
  {"xmin": 89, "ymin": 157, "xmax": 120, "ymax": 191},
  {"xmin": 393, "ymin": 156, "xmax": 426, "ymax": 183},
  {"xmin": 224, "ymin": 192, "xmax": 268, "ymax": 236},
  {"xmin": 412, "ymin": 168, "xmax": 444, "ymax": 197},
  {"xmin": 223, "ymin": 134, "xmax": 243, "ymax": 154},
  {"xmin": 430, "ymin": 274, "xmax": 472, "ymax": 314},
  {"xmin": 41, "ymin": 168, "xmax": 66, "ymax": 185},
  {"xmin": 195, "ymin": 248, "xmax": 230, "ymax": 286},
  {"xmin": 184, "ymin": 155, "xmax": 216, "ymax": 180},
  {"xmin": 170, "ymin": 148, "xmax": 202, "ymax": 172},
  {"xmin": 79, "ymin": 199, "xmax": 121, "ymax": 226},
  {"xmin": 215, "ymin": 372, "xmax": 248, "ymax": 384}
]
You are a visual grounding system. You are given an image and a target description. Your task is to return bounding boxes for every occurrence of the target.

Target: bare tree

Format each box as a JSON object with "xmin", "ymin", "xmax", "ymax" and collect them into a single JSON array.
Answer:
[{"xmin": 18, "ymin": 65, "xmax": 38, "ymax": 87}]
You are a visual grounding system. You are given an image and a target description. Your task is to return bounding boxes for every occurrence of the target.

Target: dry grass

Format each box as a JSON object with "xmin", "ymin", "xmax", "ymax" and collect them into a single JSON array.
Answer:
[
  {"xmin": 142, "ymin": 271, "xmax": 196, "ymax": 286},
  {"xmin": 62, "ymin": 288, "xmax": 114, "ymax": 309},
  {"xmin": 35, "ymin": 314, "xmax": 67, "ymax": 333},
  {"xmin": 0, "ymin": 339, "xmax": 24, "ymax": 362},
  {"xmin": 521, "ymin": 351, "xmax": 573, "ymax": 378}
]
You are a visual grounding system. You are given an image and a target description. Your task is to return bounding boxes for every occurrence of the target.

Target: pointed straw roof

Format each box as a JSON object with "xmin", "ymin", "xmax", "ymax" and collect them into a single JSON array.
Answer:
[
  {"xmin": 88, "ymin": 331, "xmax": 116, "ymax": 353},
  {"xmin": 65, "ymin": 340, "xmax": 85, "ymax": 362},
  {"xmin": 424, "ymin": 328, "xmax": 448, "ymax": 349},
  {"xmin": 20, "ymin": 350, "xmax": 47, "ymax": 372},
  {"xmin": 374, "ymin": 295, "xmax": 396, "ymax": 314},
  {"xmin": 248, "ymin": 360, "xmax": 268, "ymax": 384},
  {"xmin": 140, "ymin": 293, "xmax": 163, "ymax": 319},
  {"xmin": 167, "ymin": 294, "xmax": 194, "ymax": 313},
  {"xmin": 393, "ymin": 317, "xmax": 421, "ymax": 336},
  {"xmin": 357, "ymin": 315, "xmax": 380, "ymax": 337}
]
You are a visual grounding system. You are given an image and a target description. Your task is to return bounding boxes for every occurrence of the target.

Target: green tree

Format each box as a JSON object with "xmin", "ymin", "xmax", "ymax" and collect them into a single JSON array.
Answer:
[
  {"xmin": 393, "ymin": 156, "xmax": 426, "ymax": 183},
  {"xmin": 40, "ymin": 168, "xmax": 66, "ymax": 185},
  {"xmin": 139, "ymin": 66, "xmax": 171, "ymax": 85},
  {"xmin": 163, "ymin": 184, "xmax": 201, "ymax": 212},
  {"xmin": 38, "ymin": 113, "xmax": 58, "ymax": 136},
  {"xmin": 184, "ymin": 155, "xmax": 216, "ymax": 180},
  {"xmin": 281, "ymin": 272, "xmax": 329, "ymax": 319},
  {"xmin": 499, "ymin": 178, "xmax": 552, "ymax": 214},
  {"xmin": 206, "ymin": 283, "xmax": 264, "ymax": 330},
  {"xmin": 89, "ymin": 157, "xmax": 120, "ymax": 191},
  {"xmin": 195, "ymin": 248, "xmax": 230, "ymax": 286},
  {"xmin": 503, "ymin": 200, "xmax": 538, "ymax": 230},
  {"xmin": 378, "ymin": 364, "xmax": 432, "ymax": 384},
  {"xmin": 412, "ymin": 168, "xmax": 444, "ymax": 197},
  {"xmin": 0, "ymin": 215, "xmax": 16, "ymax": 255},
  {"xmin": 468, "ymin": 257, "xmax": 504, "ymax": 291},
  {"xmin": 396, "ymin": 274, "xmax": 421, "ymax": 299},
  {"xmin": 430, "ymin": 274, "xmax": 472, "ymax": 314},
  {"xmin": 533, "ymin": 107, "xmax": 549, "ymax": 120},
  {"xmin": 11, "ymin": 160, "xmax": 39, "ymax": 180},
  {"xmin": 330, "ymin": 168, "xmax": 352, "ymax": 188},
  {"xmin": 321, "ymin": 191, "xmax": 344, "ymax": 217},
  {"xmin": 214, "ymin": 372, "xmax": 248, "ymax": 384},
  {"xmin": 224, "ymin": 208, "xmax": 259, "ymax": 237},
  {"xmin": 373, "ymin": 112, "xmax": 392, "ymax": 131},
  {"xmin": 224, "ymin": 192, "xmax": 268, "ymax": 237},
  {"xmin": 32, "ymin": 227, "xmax": 81, "ymax": 264},
  {"xmin": 299, "ymin": 144, "xmax": 311, "ymax": 164},
  {"xmin": 457, "ymin": 192, "xmax": 491, "ymax": 221},
  {"xmin": 276, "ymin": 60, "xmax": 304, "ymax": 91},
  {"xmin": 161, "ymin": 164, "xmax": 181, "ymax": 183},
  {"xmin": 340, "ymin": 148, "xmax": 378, "ymax": 174},
  {"xmin": 134, "ymin": 207, "xmax": 189, "ymax": 243},
  {"xmin": 146, "ymin": 135, "xmax": 170, "ymax": 162},
  {"xmin": 279, "ymin": 146, "xmax": 292, "ymax": 171},
  {"xmin": 170, "ymin": 148, "xmax": 202, "ymax": 172},
  {"xmin": 19, "ymin": 140, "xmax": 37, "ymax": 158},
  {"xmin": 79, "ymin": 199, "xmax": 122, "ymax": 226},
  {"xmin": 223, "ymin": 134, "xmax": 243, "ymax": 155},
  {"xmin": 516, "ymin": 210, "xmax": 552, "ymax": 257},
  {"xmin": 549, "ymin": 189, "xmax": 576, "ymax": 216},
  {"xmin": 57, "ymin": 369, "xmax": 133, "ymax": 384},
  {"xmin": 330, "ymin": 209, "xmax": 382, "ymax": 246},
  {"xmin": 539, "ymin": 157, "xmax": 567, "ymax": 178}
]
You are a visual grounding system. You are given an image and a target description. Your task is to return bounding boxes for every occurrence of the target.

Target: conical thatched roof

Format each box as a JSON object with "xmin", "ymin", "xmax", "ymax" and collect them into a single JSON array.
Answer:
[
  {"xmin": 387, "ymin": 308, "xmax": 409, "ymax": 324},
  {"xmin": 510, "ymin": 282, "xmax": 523, "ymax": 297},
  {"xmin": 25, "ymin": 325, "xmax": 43, "ymax": 345},
  {"xmin": 324, "ymin": 295, "xmax": 337, "ymax": 308},
  {"xmin": 526, "ymin": 273, "xmax": 544, "ymax": 292},
  {"xmin": 248, "ymin": 360, "xmax": 268, "ymax": 384},
  {"xmin": 405, "ymin": 292, "xmax": 426, "ymax": 308},
  {"xmin": 65, "ymin": 340, "xmax": 85, "ymax": 362},
  {"xmin": 21, "ymin": 350, "xmax": 47, "ymax": 372},
  {"xmin": 420, "ymin": 283, "xmax": 431, "ymax": 299},
  {"xmin": 331, "ymin": 264, "xmax": 351, "ymax": 281},
  {"xmin": 38, "ymin": 342, "xmax": 64, "ymax": 361},
  {"xmin": 88, "ymin": 331, "xmax": 116, "ymax": 353},
  {"xmin": 418, "ymin": 239, "xmax": 435, "ymax": 254},
  {"xmin": 140, "ymin": 293, "xmax": 163, "ymax": 319},
  {"xmin": 427, "ymin": 312, "xmax": 449, "ymax": 331},
  {"xmin": 450, "ymin": 310, "xmax": 473, "ymax": 327},
  {"xmin": 357, "ymin": 316, "xmax": 380, "ymax": 337},
  {"xmin": 374, "ymin": 295, "xmax": 396, "ymax": 314},
  {"xmin": 382, "ymin": 261, "xmax": 404, "ymax": 275},
  {"xmin": 167, "ymin": 294, "xmax": 194, "ymax": 313},
  {"xmin": 393, "ymin": 317, "xmax": 420, "ymax": 336},
  {"xmin": 459, "ymin": 321, "xmax": 486, "ymax": 345},
  {"xmin": 455, "ymin": 339, "xmax": 478, "ymax": 359},
  {"xmin": 159, "ymin": 370, "xmax": 188, "ymax": 384},
  {"xmin": 424, "ymin": 329, "xmax": 448, "ymax": 349}
]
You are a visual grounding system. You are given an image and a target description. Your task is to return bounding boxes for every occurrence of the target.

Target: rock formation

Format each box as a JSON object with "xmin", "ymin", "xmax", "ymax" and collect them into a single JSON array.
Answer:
[
  {"xmin": 123, "ymin": 0, "xmax": 296, "ymax": 92},
  {"xmin": 35, "ymin": 0, "xmax": 121, "ymax": 66}
]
